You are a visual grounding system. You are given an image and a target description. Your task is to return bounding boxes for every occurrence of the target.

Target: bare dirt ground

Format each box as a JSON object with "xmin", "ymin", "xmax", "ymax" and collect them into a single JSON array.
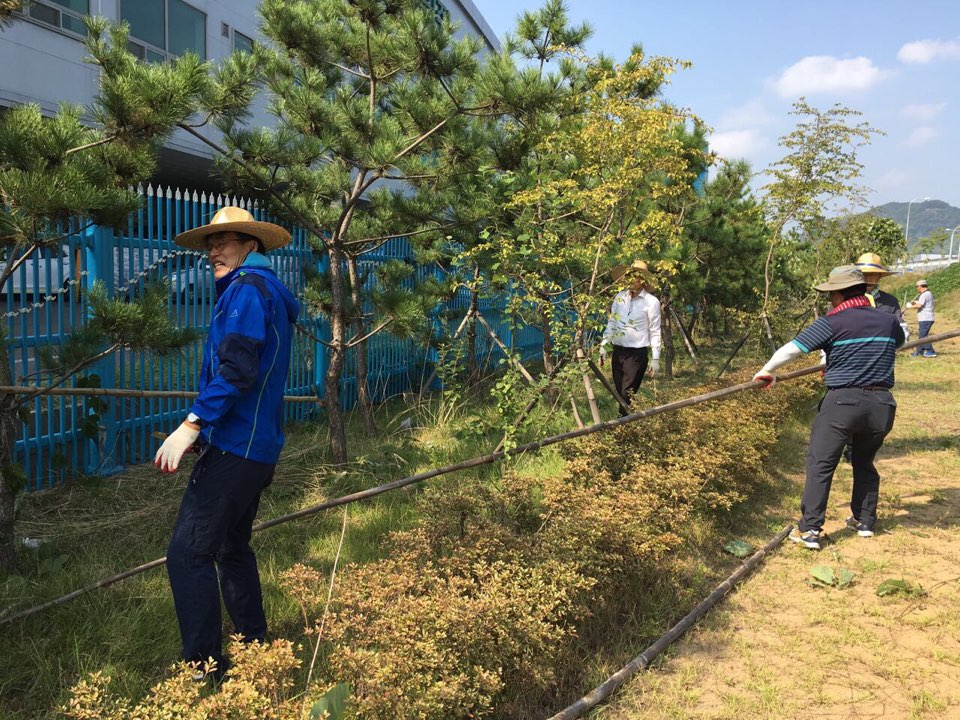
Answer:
[{"xmin": 602, "ymin": 296, "xmax": 960, "ymax": 720}]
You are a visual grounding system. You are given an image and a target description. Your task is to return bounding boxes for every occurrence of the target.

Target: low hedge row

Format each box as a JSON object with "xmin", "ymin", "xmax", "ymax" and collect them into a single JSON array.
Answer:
[{"xmin": 65, "ymin": 369, "xmax": 820, "ymax": 719}]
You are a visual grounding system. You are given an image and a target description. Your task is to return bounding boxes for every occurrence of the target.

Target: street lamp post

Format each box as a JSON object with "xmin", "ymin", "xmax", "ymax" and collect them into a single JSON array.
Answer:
[{"xmin": 950, "ymin": 225, "xmax": 960, "ymax": 262}]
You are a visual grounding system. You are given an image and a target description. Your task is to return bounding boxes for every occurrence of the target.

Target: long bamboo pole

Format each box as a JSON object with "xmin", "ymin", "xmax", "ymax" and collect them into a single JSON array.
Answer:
[
  {"xmin": 546, "ymin": 525, "xmax": 793, "ymax": 720},
  {"xmin": 0, "ymin": 385, "xmax": 320, "ymax": 403},
  {"xmin": 2, "ymin": 328, "xmax": 958, "ymax": 627}
]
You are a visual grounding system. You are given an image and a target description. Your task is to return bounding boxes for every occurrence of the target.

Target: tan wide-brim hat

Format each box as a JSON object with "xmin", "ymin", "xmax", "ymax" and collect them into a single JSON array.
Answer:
[
  {"xmin": 814, "ymin": 264, "xmax": 867, "ymax": 292},
  {"xmin": 854, "ymin": 252, "xmax": 895, "ymax": 276},
  {"xmin": 174, "ymin": 206, "xmax": 292, "ymax": 251},
  {"xmin": 611, "ymin": 259, "xmax": 652, "ymax": 282}
]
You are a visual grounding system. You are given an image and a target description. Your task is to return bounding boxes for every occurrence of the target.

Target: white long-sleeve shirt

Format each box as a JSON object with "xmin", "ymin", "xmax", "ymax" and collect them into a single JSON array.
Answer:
[{"xmin": 601, "ymin": 288, "xmax": 662, "ymax": 360}]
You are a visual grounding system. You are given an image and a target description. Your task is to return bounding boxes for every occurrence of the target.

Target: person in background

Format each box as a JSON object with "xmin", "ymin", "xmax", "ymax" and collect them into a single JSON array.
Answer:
[
  {"xmin": 599, "ymin": 260, "xmax": 661, "ymax": 416},
  {"xmin": 154, "ymin": 206, "xmax": 300, "ymax": 679},
  {"xmin": 907, "ymin": 279, "xmax": 937, "ymax": 358},
  {"xmin": 854, "ymin": 252, "xmax": 908, "ymax": 340},
  {"xmin": 753, "ymin": 266, "xmax": 904, "ymax": 550}
]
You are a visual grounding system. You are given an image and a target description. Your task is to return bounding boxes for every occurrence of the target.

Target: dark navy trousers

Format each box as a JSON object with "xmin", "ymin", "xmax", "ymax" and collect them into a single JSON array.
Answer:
[
  {"xmin": 916, "ymin": 320, "xmax": 935, "ymax": 355},
  {"xmin": 611, "ymin": 345, "xmax": 650, "ymax": 417},
  {"xmin": 166, "ymin": 446, "xmax": 275, "ymax": 667},
  {"xmin": 801, "ymin": 387, "xmax": 896, "ymax": 532}
]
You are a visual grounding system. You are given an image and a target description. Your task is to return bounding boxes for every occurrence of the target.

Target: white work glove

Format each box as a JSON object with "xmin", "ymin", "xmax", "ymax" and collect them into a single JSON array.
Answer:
[
  {"xmin": 752, "ymin": 370, "xmax": 776, "ymax": 389},
  {"xmin": 900, "ymin": 322, "xmax": 910, "ymax": 342},
  {"xmin": 154, "ymin": 421, "xmax": 200, "ymax": 474},
  {"xmin": 649, "ymin": 357, "xmax": 660, "ymax": 375}
]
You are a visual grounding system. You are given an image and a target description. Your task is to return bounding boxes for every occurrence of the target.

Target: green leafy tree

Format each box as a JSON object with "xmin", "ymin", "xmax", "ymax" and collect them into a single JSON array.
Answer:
[
  {"xmin": 0, "ymin": 19, "xmax": 208, "ymax": 571},
  {"xmin": 916, "ymin": 227, "xmax": 950, "ymax": 255},
  {"xmin": 474, "ymin": 47, "xmax": 702, "ymax": 394},
  {"xmin": 760, "ymin": 98, "xmax": 883, "ymax": 347}
]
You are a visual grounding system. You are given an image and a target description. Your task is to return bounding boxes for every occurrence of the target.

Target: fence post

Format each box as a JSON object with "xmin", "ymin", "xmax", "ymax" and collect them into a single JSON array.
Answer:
[
  {"xmin": 313, "ymin": 251, "xmax": 330, "ymax": 405},
  {"xmin": 82, "ymin": 224, "xmax": 124, "ymax": 476}
]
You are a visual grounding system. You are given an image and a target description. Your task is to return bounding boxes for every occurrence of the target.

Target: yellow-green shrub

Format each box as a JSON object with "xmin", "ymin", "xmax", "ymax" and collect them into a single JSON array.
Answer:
[
  {"xmin": 62, "ymin": 637, "xmax": 303, "ymax": 720},
  {"xmin": 298, "ymin": 534, "xmax": 594, "ymax": 720}
]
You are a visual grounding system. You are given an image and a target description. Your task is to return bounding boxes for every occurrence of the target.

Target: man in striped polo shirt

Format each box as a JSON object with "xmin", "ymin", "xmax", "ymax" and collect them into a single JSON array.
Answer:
[{"xmin": 753, "ymin": 265, "xmax": 905, "ymax": 550}]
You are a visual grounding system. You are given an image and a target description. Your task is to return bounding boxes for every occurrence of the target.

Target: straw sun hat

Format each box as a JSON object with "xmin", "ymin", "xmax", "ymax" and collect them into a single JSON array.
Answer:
[
  {"xmin": 174, "ymin": 206, "xmax": 292, "ymax": 252},
  {"xmin": 611, "ymin": 259, "xmax": 652, "ymax": 282},
  {"xmin": 854, "ymin": 252, "xmax": 895, "ymax": 277}
]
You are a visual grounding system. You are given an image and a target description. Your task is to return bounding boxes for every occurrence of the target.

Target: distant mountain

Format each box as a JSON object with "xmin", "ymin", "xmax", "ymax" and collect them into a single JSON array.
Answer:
[{"xmin": 868, "ymin": 200, "xmax": 960, "ymax": 245}]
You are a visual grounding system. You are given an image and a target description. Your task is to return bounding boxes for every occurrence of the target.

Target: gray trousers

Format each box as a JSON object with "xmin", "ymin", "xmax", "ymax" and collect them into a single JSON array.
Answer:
[{"xmin": 801, "ymin": 387, "xmax": 897, "ymax": 532}]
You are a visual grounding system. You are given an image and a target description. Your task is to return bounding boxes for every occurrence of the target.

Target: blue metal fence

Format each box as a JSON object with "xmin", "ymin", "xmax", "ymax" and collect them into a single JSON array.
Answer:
[{"xmin": 5, "ymin": 185, "xmax": 542, "ymax": 490}]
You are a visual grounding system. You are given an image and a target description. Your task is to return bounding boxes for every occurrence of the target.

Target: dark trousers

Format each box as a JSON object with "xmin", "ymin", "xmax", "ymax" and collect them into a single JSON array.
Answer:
[
  {"xmin": 611, "ymin": 345, "xmax": 649, "ymax": 417},
  {"xmin": 916, "ymin": 320, "xmax": 935, "ymax": 354},
  {"xmin": 800, "ymin": 387, "xmax": 896, "ymax": 532},
  {"xmin": 166, "ymin": 447, "xmax": 275, "ymax": 667}
]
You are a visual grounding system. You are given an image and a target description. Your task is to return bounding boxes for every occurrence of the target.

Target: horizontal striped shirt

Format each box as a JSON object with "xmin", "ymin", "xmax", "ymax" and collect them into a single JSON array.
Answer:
[{"xmin": 792, "ymin": 306, "xmax": 905, "ymax": 388}]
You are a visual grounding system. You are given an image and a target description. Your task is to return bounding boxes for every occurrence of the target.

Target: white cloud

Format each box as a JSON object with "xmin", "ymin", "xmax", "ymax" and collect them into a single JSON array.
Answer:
[
  {"xmin": 873, "ymin": 168, "xmax": 909, "ymax": 193},
  {"xmin": 772, "ymin": 55, "xmax": 886, "ymax": 97},
  {"xmin": 709, "ymin": 129, "xmax": 768, "ymax": 161},
  {"xmin": 901, "ymin": 102, "xmax": 946, "ymax": 121},
  {"xmin": 904, "ymin": 126, "xmax": 937, "ymax": 147},
  {"xmin": 897, "ymin": 38, "xmax": 960, "ymax": 64},
  {"xmin": 717, "ymin": 99, "xmax": 774, "ymax": 130}
]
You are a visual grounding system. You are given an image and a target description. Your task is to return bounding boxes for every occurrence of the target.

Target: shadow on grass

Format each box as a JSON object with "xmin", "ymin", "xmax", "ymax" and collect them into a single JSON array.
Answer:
[{"xmin": 878, "ymin": 433, "xmax": 959, "ymax": 458}]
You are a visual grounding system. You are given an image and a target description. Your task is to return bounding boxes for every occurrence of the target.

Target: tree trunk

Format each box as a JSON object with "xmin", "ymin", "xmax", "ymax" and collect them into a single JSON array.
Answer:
[
  {"xmin": 325, "ymin": 243, "xmax": 349, "ymax": 466},
  {"xmin": 660, "ymin": 289, "xmax": 675, "ymax": 380},
  {"xmin": 0, "ymin": 344, "xmax": 19, "ymax": 573},
  {"xmin": 540, "ymin": 304, "xmax": 555, "ymax": 375},
  {"xmin": 761, "ymin": 314, "xmax": 777, "ymax": 352},
  {"xmin": 465, "ymin": 273, "xmax": 480, "ymax": 380},
  {"xmin": 347, "ymin": 255, "xmax": 376, "ymax": 437}
]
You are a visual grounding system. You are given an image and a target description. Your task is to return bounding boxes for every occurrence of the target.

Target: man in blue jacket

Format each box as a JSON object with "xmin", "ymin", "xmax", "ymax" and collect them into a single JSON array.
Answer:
[{"xmin": 155, "ymin": 206, "xmax": 300, "ymax": 676}]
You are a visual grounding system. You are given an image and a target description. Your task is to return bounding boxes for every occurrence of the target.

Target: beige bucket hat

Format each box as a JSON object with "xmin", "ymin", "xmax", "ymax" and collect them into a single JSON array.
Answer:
[
  {"xmin": 174, "ymin": 206, "xmax": 292, "ymax": 251},
  {"xmin": 611, "ymin": 259, "xmax": 652, "ymax": 282},
  {"xmin": 854, "ymin": 252, "xmax": 895, "ymax": 277},
  {"xmin": 814, "ymin": 265, "xmax": 867, "ymax": 292}
]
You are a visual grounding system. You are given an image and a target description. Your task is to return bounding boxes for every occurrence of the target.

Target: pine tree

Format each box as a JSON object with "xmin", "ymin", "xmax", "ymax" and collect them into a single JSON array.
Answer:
[
  {"xmin": 205, "ymin": 0, "xmax": 505, "ymax": 464},
  {"xmin": 0, "ymin": 18, "xmax": 214, "ymax": 572}
]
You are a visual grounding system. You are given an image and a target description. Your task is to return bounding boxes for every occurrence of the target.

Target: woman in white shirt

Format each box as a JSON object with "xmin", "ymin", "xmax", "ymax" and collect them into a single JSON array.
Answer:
[{"xmin": 600, "ymin": 260, "xmax": 662, "ymax": 416}]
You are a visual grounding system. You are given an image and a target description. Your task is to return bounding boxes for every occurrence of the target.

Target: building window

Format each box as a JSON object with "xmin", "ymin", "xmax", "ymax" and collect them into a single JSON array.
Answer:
[
  {"xmin": 120, "ymin": 0, "xmax": 206, "ymax": 62},
  {"xmin": 420, "ymin": 0, "xmax": 450, "ymax": 25},
  {"xmin": 25, "ymin": 0, "xmax": 89, "ymax": 37},
  {"xmin": 233, "ymin": 30, "xmax": 254, "ymax": 54}
]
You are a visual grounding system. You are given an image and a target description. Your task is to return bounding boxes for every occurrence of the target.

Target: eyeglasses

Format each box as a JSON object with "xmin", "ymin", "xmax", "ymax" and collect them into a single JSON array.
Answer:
[{"xmin": 205, "ymin": 236, "xmax": 243, "ymax": 253}]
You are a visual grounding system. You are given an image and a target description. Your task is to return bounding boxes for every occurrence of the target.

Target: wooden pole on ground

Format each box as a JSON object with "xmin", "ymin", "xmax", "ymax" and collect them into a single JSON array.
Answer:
[
  {"xmin": 716, "ymin": 330, "xmax": 752, "ymax": 379},
  {"xmin": 585, "ymin": 356, "xmax": 630, "ymax": 415},
  {"xmin": 670, "ymin": 306, "xmax": 699, "ymax": 364},
  {"xmin": 546, "ymin": 525, "xmax": 794, "ymax": 720},
  {"xmin": 575, "ymin": 349, "xmax": 602, "ymax": 425},
  {"xmin": 4, "ymin": 328, "xmax": 958, "ymax": 627}
]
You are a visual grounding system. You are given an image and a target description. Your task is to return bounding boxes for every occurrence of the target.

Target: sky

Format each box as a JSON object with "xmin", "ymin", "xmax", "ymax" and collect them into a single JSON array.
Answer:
[{"xmin": 479, "ymin": 0, "xmax": 960, "ymax": 210}]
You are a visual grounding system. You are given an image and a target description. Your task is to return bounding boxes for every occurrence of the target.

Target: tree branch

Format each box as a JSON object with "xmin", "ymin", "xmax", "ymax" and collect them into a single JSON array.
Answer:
[
  {"xmin": 345, "ymin": 318, "xmax": 392, "ymax": 348},
  {"xmin": 64, "ymin": 135, "xmax": 118, "ymax": 156},
  {"xmin": 15, "ymin": 343, "xmax": 121, "ymax": 409},
  {"xmin": 343, "ymin": 224, "xmax": 452, "ymax": 247},
  {"xmin": 175, "ymin": 122, "xmax": 330, "ymax": 249}
]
